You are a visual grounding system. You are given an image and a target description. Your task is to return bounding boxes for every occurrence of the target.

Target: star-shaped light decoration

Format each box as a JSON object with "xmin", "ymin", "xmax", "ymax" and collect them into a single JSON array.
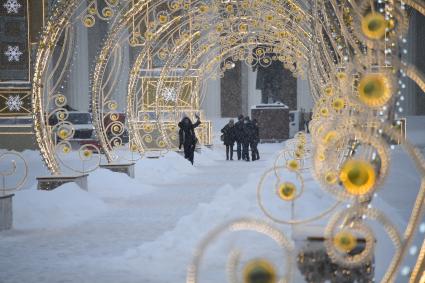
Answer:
[
  {"xmin": 4, "ymin": 45, "xmax": 23, "ymax": 62},
  {"xmin": 161, "ymin": 87, "xmax": 178, "ymax": 102},
  {"xmin": 3, "ymin": 0, "xmax": 21, "ymax": 14},
  {"xmin": 5, "ymin": 95, "xmax": 23, "ymax": 112}
]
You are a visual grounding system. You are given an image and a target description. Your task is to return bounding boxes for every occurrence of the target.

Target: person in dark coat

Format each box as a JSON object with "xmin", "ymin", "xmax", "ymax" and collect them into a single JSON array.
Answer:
[
  {"xmin": 304, "ymin": 110, "xmax": 312, "ymax": 133},
  {"xmin": 251, "ymin": 119, "xmax": 260, "ymax": 161},
  {"xmin": 242, "ymin": 116, "xmax": 255, "ymax": 162},
  {"xmin": 234, "ymin": 114, "xmax": 245, "ymax": 160},
  {"xmin": 178, "ymin": 114, "xmax": 201, "ymax": 165},
  {"xmin": 221, "ymin": 119, "xmax": 236, "ymax": 160}
]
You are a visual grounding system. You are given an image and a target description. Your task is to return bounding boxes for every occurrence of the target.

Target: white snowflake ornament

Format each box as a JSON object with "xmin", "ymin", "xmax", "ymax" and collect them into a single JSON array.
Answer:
[
  {"xmin": 5, "ymin": 95, "xmax": 23, "ymax": 112},
  {"xmin": 3, "ymin": 0, "xmax": 21, "ymax": 14},
  {"xmin": 161, "ymin": 87, "xmax": 177, "ymax": 102},
  {"xmin": 4, "ymin": 45, "xmax": 23, "ymax": 62}
]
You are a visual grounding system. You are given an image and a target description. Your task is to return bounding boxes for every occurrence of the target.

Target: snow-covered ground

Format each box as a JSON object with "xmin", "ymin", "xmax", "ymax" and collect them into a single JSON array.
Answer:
[{"xmin": 0, "ymin": 117, "xmax": 424, "ymax": 282}]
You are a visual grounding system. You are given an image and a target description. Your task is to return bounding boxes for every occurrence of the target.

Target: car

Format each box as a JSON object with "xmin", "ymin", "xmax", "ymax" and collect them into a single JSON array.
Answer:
[{"xmin": 49, "ymin": 111, "xmax": 96, "ymax": 147}]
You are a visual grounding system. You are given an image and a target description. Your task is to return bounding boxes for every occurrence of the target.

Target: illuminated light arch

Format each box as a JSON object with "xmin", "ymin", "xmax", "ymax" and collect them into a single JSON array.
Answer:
[
  {"xmin": 92, "ymin": 0, "xmax": 313, "ymax": 159},
  {"xmin": 31, "ymin": 1, "xmax": 425, "ymax": 281},
  {"xmin": 130, "ymin": 1, "xmax": 313, "ymax": 152},
  {"xmin": 32, "ymin": 0, "xmax": 112, "ymax": 175}
]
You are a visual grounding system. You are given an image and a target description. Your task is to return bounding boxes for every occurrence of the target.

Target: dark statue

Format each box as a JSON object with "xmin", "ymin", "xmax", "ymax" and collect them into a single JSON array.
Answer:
[{"xmin": 254, "ymin": 60, "xmax": 285, "ymax": 104}]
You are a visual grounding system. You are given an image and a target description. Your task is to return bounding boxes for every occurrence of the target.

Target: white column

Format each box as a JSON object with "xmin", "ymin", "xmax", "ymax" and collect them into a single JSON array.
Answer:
[
  {"xmin": 114, "ymin": 38, "xmax": 130, "ymax": 112},
  {"xmin": 241, "ymin": 63, "xmax": 249, "ymax": 116},
  {"xmin": 248, "ymin": 67, "xmax": 262, "ymax": 112},
  {"xmin": 67, "ymin": 12, "xmax": 90, "ymax": 112},
  {"xmin": 202, "ymin": 76, "xmax": 221, "ymax": 119},
  {"xmin": 297, "ymin": 77, "xmax": 314, "ymax": 111},
  {"xmin": 402, "ymin": 11, "xmax": 417, "ymax": 116}
]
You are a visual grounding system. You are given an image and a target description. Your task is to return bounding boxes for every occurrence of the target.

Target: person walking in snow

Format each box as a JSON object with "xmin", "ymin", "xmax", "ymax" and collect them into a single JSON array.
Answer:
[
  {"xmin": 179, "ymin": 114, "xmax": 201, "ymax": 165},
  {"xmin": 221, "ymin": 119, "xmax": 236, "ymax": 160},
  {"xmin": 251, "ymin": 119, "xmax": 260, "ymax": 161},
  {"xmin": 234, "ymin": 114, "xmax": 245, "ymax": 160},
  {"xmin": 242, "ymin": 116, "xmax": 255, "ymax": 162},
  {"xmin": 304, "ymin": 110, "xmax": 312, "ymax": 133}
]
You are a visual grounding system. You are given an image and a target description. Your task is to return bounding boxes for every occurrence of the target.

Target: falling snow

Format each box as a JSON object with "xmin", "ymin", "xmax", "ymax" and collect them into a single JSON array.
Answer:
[
  {"xmin": 4, "ymin": 45, "xmax": 23, "ymax": 62},
  {"xmin": 5, "ymin": 95, "xmax": 23, "ymax": 111},
  {"xmin": 3, "ymin": 0, "xmax": 21, "ymax": 14}
]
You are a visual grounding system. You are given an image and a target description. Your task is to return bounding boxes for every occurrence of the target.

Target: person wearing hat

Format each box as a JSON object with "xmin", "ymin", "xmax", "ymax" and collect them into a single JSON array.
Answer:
[
  {"xmin": 178, "ymin": 114, "xmax": 201, "ymax": 165},
  {"xmin": 242, "ymin": 116, "xmax": 255, "ymax": 161},
  {"xmin": 251, "ymin": 119, "xmax": 260, "ymax": 161},
  {"xmin": 234, "ymin": 114, "xmax": 245, "ymax": 160},
  {"xmin": 221, "ymin": 119, "xmax": 236, "ymax": 160}
]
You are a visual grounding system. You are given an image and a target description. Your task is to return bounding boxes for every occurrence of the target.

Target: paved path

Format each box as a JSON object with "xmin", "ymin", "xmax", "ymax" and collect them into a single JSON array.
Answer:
[{"xmin": 0, "ymin": 144, "xmax": 280, "ymax": 283}]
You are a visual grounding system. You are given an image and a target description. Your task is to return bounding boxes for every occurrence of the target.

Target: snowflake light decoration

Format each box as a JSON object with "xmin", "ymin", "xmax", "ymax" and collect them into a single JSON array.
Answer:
[
  {"xmin": 161, "ymin": 87, "xmax": 178, "ymax": 102},
  {"xmin": 5, "ymin": 95, "xmax": 23, "ymax": 112},
  {"xmin": 3, "ymin": 0, "xmax": 21, "ymax": 14},
  {"xmin": 4, "ymin": 45, "xmax": 23, "ymax": 62}
]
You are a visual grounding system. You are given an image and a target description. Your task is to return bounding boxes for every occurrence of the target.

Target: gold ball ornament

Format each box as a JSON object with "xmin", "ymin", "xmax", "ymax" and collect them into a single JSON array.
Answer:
[
  {"xmin": 108, "ymin": 101, "xmax": 118, "ymax": 110},
  {"xmin": 239, "ymin": 23, "xmax": 248, "ymax": 33},
  {"xmin": 62, "ymin": 145, "xmax": 71, "ymax": 154},
  {"xmin": 158, "ymin": 14, "xmax": 168, "ymax": 24},
  {"xmin": 320, "ymin": 107, "xmax": 329, "ymax": 117},
  {"xmin": 158, "ymin": 140, "xmax": 166, "ymax": 148},
  {"xmin": 277, "ymin": 182, "xmax": 297, "ymax": 201},
  {"xmin": 339, "ymin": 159, "xmax": 376, "ymax": 196},
  {"xmin": 55, "ymin": 95, "xmax": 66, "ymax": 106},
  {"xmin": 144, "ymin": 124, "xmax": 153, "ymax": 132},
  {"xmin": 83, "ymin": 15, "xmax": 95, "ymax": 28},
  {"xmin": 287, "ymin": 160, "xmax": 300, "ymax": 171},
  {"xmin": 317, "ymin": 152, "xmax": 326, "ymax": 162},
  {"xmin": 216, "ymin": 24, "xmax": 224, "ymax": 33},
  {"xmin": 243, "ymin": 259, "xmax": 277, "ymax": 283},
  {"xmin": 332, "ymin": 97, "xmax": 346, "ymax": 111},
  {"xmin": 325, "ymin": 171, "xmax": 338, "ymax": 185},
  {"xmin": 102, "ymin": 7, "xmax": 113, "ymax": 18},
  {"xmin": 294, "ymin": 150, "xmax": 304, "ymax": 159},
  {"xmin": 170, "ymin": 2, "xmax": 180, "ymax": 11},
  {"xmin": 226, "ymin": 4, "xmax": 234, "ymax": 13},
  {"xmin": 57, "ymin": 112, "xmax": 66, "ymax": 121},
  {"xmin": 336, "ymin": 72, "xmax": 347, "ymax": 81},
  {"xmin": 296, "ymin": 143, "xmax": 305, "ymax": 151},
  {"xmin": 131, "ymin": 144, "xmax": 139, "ymax": 152},
  {"xmin": 358, "ymin": 74, "xmax": 392, "ymax": 108},
  {"xmin": 88, "ymin": 6, "xmax": 97, "ymax": 14},
  {"xmin": 265, "ymin": 14, "xmax": 274, "ymax": 21},
  {"xmin": 199, "ymin": 5, "xmax": 209, "ymax": 13},
  {"xmin": 83, "ymin": 149, "xmax": 92, "ymax": 158},
  {"xmin": 333, "ymin": 231, "xmax": 358, "ymax": 253},
  {"xmin": 110, "ymin": 114, "xmax": 119, "ymax": 121},
  {"xmin": 361, "ymin": 13, "xmax": 387, "ymax": 40},
  {"xmin": 58, "ymin": 129, "xmax": 70, "ymax": 139},
  {"xmin": 107, "ymin": 0, "xmax": 118, "ymax": 5},
  {"xmin": 324, "ymin": 86, "xmax": 334, "ymax": 97}
]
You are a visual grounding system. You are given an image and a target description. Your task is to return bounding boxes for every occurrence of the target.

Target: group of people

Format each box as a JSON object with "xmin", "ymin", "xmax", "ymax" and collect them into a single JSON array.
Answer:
[
  {"xmin": 221, "ymin": 115, "xmax": 260, "ymax": 162},
  {"xmin": 177, "ymin": 114, "xmax": 260, "ymax": 165}
]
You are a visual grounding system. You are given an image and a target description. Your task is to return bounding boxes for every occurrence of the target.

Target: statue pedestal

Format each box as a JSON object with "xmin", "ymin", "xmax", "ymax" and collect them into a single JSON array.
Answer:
[
  {"xmin": 293, "ymin": 225, "xmax": 374, "ymax": 282},
  {"xmin": 37, "ymin": 175, "xmax": 89, "ymax": 191},
  {"xmin": 251, "ymin": 104, "xmax": 290, "ymax": 142},
  {"xmin": 99, "ymin": 163, "xmax": 135, "ymax": 179},
  {"xmin": 0, "ymin": 194, "xmax": 14, "ymax": 231}
]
